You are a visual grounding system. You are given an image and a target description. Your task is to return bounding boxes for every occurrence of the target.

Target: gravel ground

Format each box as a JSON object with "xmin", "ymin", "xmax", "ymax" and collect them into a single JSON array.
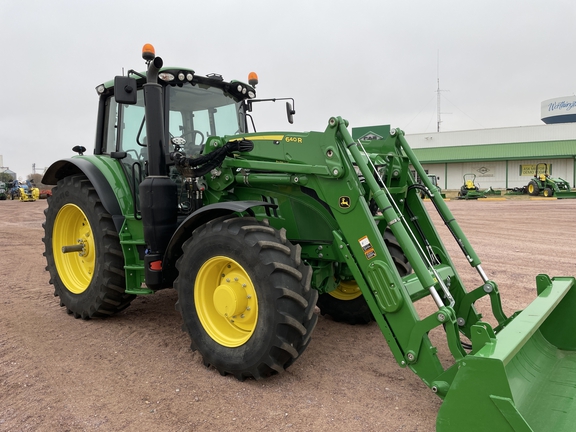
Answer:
[{"xmin": 1, "ymin": 197, "xmax": 574, "ymax": 431}]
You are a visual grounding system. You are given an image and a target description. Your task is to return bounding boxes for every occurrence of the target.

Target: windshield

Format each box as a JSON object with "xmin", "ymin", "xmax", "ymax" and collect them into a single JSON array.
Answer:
[{"xmin": 167, "ymin": 83, "xmax": 244, "ymax": 155}]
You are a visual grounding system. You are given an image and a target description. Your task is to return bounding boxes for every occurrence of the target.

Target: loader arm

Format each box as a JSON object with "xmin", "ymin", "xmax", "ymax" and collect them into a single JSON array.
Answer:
[
  {"xmin": 207, "ymin": 116, "xmax": 576, "ymax": 431},
  {"xmin": 207, "ymin": 117, "xmax": 492, "ymax": 388}
]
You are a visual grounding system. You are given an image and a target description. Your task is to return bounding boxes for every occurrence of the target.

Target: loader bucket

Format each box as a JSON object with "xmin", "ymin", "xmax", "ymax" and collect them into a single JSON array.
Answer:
[
  {"xmin": 437, "ymin": 275, "xmax": 576, "ymax": 432},
  {"xmin": 555, "ymin": 191, "xmax": 576, "ymax": 199}
]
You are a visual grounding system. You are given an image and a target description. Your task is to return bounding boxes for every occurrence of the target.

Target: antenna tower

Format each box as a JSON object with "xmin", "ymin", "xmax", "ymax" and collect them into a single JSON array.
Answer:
[{"xmin": 436, "ymin": 51, "xmax": 442, "ymax": 132}]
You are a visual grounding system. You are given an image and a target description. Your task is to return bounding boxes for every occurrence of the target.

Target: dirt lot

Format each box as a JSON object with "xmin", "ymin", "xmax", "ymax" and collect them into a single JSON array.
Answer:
[{"xmin": 1, "ymin": 197, "xmax": 575, "ymax": 431}]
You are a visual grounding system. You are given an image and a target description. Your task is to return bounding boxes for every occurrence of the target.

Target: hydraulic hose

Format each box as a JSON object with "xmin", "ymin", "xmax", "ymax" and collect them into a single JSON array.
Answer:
[{"xmin": 171, "ymin": 139, "xmax": 253, "ymax": 178}]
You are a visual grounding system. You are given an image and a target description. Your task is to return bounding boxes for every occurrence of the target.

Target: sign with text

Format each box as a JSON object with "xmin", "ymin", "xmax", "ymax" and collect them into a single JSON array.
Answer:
[{"xmin": 520, "ymin": 164, "xmax": 551, "ymax": 176}]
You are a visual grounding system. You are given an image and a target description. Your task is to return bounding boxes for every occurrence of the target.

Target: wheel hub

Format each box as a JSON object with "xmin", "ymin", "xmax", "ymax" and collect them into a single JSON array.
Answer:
[
  {"xmin": 213, "ymin": 282, "xmax": 248, "ymax": 318},
  {"xmin": 195, "ymin": 256, "xmax": 258, "ymax": 347}
]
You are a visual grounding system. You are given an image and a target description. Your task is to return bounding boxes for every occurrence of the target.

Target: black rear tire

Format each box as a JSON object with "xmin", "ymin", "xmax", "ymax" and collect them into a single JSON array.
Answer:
[
  {"xmin": 175, "ymin": 216, "xmax": 318, "ymax": 380},
  {"xmin": 528, "ymin": 180, "xmax": 540, "ymax": 196},
  {"xmin": 317, "ymin": 229, "xmax": 411, "ymax": 325},
  {"xmin": 43, "ymin": 175, "xmax": 134, "ymax": 319}
]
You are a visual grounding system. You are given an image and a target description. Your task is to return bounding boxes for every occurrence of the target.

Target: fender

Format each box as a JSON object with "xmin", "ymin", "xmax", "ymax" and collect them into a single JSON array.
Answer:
[
  {"xmin": 162, "ymin": 200, "xmax": 277, "ymax": 285},
  {"xmin": 42, "ymin": 158, "xmax": 124, "ymax": 231}
]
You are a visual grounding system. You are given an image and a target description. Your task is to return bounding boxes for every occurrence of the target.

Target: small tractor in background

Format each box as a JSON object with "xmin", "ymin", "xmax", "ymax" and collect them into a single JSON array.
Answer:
[
  {"xmin": 527, "ymin": 163, "xmax": 572, "ymax": 197},
  {"xmin": 417, "ymin": 173, "xmax": 445, "ymax": 199},
  {"xmin": 0, "ymin": 181, "xmax": 6, "ymax": 200},
  {"xmin": 41, "ymin": 45, "xmax": 576, "ymax": 431}
]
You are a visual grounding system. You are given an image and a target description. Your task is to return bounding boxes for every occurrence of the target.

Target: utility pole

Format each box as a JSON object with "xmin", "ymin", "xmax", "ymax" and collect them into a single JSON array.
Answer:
[{"xmin": 436, "ymin": 51, "xmax": 442, "ymax": 132}]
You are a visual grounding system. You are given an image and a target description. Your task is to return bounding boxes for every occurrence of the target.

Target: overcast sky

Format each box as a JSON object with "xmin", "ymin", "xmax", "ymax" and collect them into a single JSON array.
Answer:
[{"xmin": 1, "ymin": 0, "xmax": 575, "ymax": 180}]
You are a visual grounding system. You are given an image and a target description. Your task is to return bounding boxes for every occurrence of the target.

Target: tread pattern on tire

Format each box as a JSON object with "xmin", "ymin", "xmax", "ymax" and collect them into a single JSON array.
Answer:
[
  {"xmin": 175, "ymin": 216, "xmax": 318, "ymax": 380},
  {"xmin": 43, "ymin": 174, "xmax": 134, "ymax": 319}
]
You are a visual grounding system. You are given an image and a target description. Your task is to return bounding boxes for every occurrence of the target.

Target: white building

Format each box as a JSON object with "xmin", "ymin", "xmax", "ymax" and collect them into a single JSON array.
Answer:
[{"xmin": 406, "ymin": 122, "xmax": 576, "ymax": 190}]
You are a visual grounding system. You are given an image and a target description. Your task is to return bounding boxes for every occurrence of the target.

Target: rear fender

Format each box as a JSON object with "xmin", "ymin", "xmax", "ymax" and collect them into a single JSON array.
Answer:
[
  {"xmin": 42, "ymin": 158, "xmax": 124, "ymax": 231},
  {"xmin": 162, "ymin": 201, "xmax": 277, "ymax": 286}
]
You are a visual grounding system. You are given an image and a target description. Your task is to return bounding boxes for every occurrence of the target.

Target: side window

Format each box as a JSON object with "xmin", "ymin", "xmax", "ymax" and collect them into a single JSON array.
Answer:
[
  {"xmin": 102, "ymin": 89, "xmax": 146, "ymax": 159},
  {"xmin": 103, "ymin": 97, "xmax": 118, "ymax": 154},
  {"xmin": 121, "ymin": 98, "xmax": 146, "ymax": 159}
]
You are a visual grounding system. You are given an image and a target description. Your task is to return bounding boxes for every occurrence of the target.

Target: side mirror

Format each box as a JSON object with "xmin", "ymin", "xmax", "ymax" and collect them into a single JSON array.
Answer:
[
  {"xmin": 114, "ymin": 76, "xmax": 138, "ymax": 105},
  {"xmin": 286, "ymin": 101, "xmax": 295, "ymax": 124}
]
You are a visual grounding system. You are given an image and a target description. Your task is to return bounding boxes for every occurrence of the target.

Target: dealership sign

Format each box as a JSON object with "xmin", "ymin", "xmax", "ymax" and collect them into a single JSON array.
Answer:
[
  {"xmin": 541, "ymin": 96, "xmax": 576, "ymax": 124},
  {"xmin": 520, "ymin": 164, "xmax": 551, "ymax": 176}
]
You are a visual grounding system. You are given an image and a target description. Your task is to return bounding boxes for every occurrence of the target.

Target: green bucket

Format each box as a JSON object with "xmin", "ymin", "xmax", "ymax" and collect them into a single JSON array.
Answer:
[{"xmin": 437, "ymin": 275, "xmax": 576, "ymax": 432}]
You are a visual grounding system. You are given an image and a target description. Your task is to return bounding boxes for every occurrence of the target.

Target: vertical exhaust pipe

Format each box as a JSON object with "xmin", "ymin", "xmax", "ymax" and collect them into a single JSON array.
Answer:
[{"xmin": 139, "ymin": 46, "xmax": 177, "ymax": 289}]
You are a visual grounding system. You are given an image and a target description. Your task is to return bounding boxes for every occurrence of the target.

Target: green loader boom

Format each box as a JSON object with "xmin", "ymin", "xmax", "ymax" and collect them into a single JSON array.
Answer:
[{"xmin": 42, "ymin": 45, "xmax": 576, "ymax": 431}]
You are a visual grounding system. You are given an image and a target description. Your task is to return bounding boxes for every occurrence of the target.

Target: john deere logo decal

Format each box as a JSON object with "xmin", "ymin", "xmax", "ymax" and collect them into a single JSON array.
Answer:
[
  {"xmin": 339, "ymin": 196, "xmax": 351, "ymax": 208},
  {"xmin": 358, "ymin": 131, "xmax": 384, "ymax": 141}
]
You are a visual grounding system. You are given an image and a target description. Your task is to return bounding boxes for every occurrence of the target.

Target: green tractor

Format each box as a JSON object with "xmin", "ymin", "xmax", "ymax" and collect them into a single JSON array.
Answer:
[
  {"xmin": 527, "ymin": 163, "xmax": 572, "ymax": 197},
  {"xmin": 42, "ymin": 45, "xmax": 576, "ymax": 431},
  {"xmin": 416, "ymin": 173, "xmax": 445, "ymax": 199}
]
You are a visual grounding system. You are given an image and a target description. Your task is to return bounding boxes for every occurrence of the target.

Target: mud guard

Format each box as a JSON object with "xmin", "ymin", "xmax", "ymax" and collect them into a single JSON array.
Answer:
[
  {"xmin": 161, "ymin": 201, "xmax": 277, "ymax": 286},
  {"xmin": 42, "ymin": 158, "xmax": 124, "ymax": 231},
  {"xmin": 437, "ymin": 275, "xmax": 576, "ymax": 432}
]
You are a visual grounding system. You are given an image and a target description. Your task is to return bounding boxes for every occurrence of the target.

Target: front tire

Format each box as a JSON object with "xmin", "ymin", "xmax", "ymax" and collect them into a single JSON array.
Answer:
[
  {"xmin": 175, "ymin": 216, "xmax": 318, "ymax": 380},
  {"xmin": 43, "ymin": 174, "xmax": 134, "ymax": 319}
]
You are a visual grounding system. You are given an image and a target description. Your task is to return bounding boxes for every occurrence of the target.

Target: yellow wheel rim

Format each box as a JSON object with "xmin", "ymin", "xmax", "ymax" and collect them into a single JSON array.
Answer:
[
  {"xmin": 528, "ymin": 184, "xmax": 535, "ymax": 194},
  {"xmin": 329, "ymin": 280, "xmax": 362, "ymax": 301},
  {"xmin": 195, "ymin": 256, "xmax": 258, "ymax": 347},
  {"xmin": 52, "ymin": 204, "xmax": 95, "ymax": 294}
]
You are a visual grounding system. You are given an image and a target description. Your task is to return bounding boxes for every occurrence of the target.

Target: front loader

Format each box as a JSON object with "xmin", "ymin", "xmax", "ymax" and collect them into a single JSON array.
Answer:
[{"xmin": 43, "ymin": 45, "xmax": 576, "ymax": 431}]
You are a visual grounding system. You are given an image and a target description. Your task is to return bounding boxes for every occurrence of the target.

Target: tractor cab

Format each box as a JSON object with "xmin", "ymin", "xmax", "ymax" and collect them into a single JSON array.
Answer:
[
  {"xmin": 95, "ymin": 65, "xmax": 255, "ymax": 174},
  {"xmin": 91, "ymin": 45, "xmax": 296, "ymax": 220}
]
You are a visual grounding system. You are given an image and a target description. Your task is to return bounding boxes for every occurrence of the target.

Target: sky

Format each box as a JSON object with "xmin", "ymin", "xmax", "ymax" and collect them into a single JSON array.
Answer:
[{"xmin": 1, "ymin": 0, "xmax": 575, "ymax": 180}]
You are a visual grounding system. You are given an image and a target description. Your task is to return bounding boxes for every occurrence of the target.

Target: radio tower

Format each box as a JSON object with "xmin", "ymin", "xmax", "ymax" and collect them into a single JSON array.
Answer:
[{"xmin": 436, "ymin": 51, "xmax": 442, "ymax": 132}]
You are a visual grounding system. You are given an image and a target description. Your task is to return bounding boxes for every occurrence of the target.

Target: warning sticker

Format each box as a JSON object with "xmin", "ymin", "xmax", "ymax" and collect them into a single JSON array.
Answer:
[{"xmin": 358, "ymin": 236, "xmax": 376, "ymax": 260}]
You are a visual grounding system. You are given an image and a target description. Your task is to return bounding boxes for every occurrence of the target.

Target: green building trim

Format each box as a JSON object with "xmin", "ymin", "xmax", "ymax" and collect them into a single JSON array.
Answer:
[{"xmin": 412, "ymin": 140, "xmax": 576, "ymax": 163}]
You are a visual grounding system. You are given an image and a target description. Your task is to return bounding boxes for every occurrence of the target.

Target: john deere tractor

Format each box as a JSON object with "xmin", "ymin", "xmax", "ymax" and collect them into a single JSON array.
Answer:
[
  {"xmin": 42, "ymin": 45, "xmax": 576, "ymax": 431},
  {"xmin": 527, "ymin": 163, "xmax": 572, "ymax": 197}
]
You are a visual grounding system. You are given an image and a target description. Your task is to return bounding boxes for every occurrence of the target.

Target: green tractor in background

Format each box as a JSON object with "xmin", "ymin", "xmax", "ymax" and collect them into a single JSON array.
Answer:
[
  {"xmin": 41, "ymin": 45, "xmax": 576, "ymax": 431},
  {"xmin": 415, "ymin": 173, "xmax": 445, "ymax": 199},
  {"xmin": 527, "ymin": 163, "xmax": 572, "ymax": 197}
]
